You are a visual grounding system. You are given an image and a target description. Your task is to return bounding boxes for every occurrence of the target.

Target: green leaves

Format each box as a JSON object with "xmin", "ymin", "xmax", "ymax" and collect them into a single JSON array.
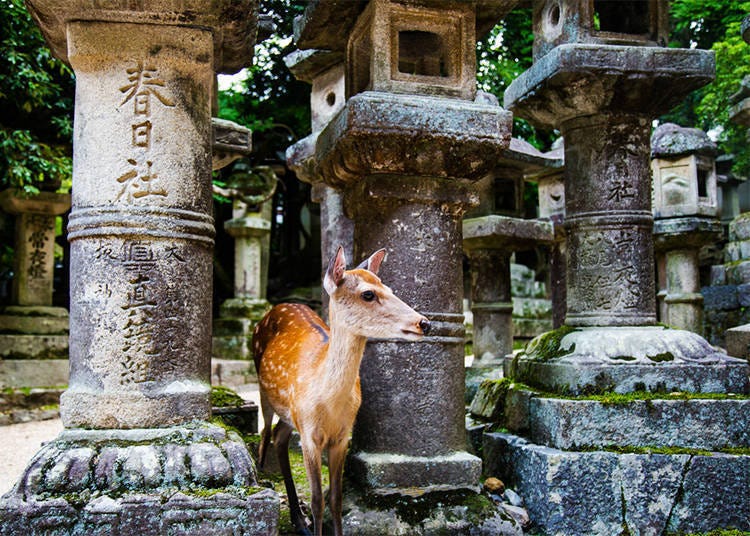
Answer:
[{"xmin": 0, "ymin": 0, "xmax": 74, "ymax": 193}]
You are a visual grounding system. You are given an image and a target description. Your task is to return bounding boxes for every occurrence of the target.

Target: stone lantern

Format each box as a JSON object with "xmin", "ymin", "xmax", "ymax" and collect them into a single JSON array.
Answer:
[
  {"xmin": 651, "ymin": 123, "xmax": 722, "ymax": 334},
  {"xmin": 212, "ymin": 162, "xmax": 275, "ymax": 364},
  {"xmin": 0, "ymin": 2, "xmax": 278, "ymax": 533},
  {"xmin": 294, "ymin": 0, "xmax": 521, "ymax": 531},
  {"xmin": 532, "ymin": 0, "xmax": 669, "ymax": 59},
  {"xmin": 0, "ymin": 189, "xmax": 70, "ymax": 388},
  {"xmin": 463, "ymin": 138, "xmax": 556, "ymax": 367},
  {"xmin": 481, "ymin": 0, "xmax": 750, "ymax": 533}
]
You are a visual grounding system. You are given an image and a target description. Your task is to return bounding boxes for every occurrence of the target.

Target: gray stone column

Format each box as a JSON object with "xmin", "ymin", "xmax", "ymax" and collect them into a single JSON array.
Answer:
[
  {"xmin": 313, "ymin": 88, "xmax": 512, "ymax": 516},
  {"xmin": 463, "ymin": 217, "xmax": 553, "ymax": 365},
  {"xmin": 468, "ymin": 248, "xmax": 513, "ymax": 362},
  {"xmin": 1, "ymin": 5, "xmax": 279, "ymax": 533},
  {"xmin": 0, "ymin": 190, "xmax": 71, "ymax": 366},
  {"xmin": 62, "ymin": 21, "xmax": 216, "ymax": 428}
]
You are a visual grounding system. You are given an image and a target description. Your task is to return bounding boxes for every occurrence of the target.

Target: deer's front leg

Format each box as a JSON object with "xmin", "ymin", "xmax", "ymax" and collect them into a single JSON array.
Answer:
[
  {"xmin": 301, "ymin": 436, "xmax": 324, "ymax": 536},
  {"xmin": 328, "ymin": 439, "xmax": 349, "ymax": 536}
]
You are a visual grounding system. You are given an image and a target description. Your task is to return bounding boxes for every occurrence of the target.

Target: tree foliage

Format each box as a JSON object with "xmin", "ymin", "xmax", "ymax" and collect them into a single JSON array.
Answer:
[{"xmin": 0, "ymin": 0, "xmax": 74, "ymax": 194}]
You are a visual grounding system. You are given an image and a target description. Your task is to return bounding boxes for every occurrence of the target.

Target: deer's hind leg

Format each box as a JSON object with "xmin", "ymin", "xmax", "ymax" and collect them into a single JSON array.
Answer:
[
  {"xmin": 258, "ymin": 390, "xmax": 275, "ymax": 469},
  {"xmin": 274, "ymin": 420, "xmax": 311, "ymax": 535}
]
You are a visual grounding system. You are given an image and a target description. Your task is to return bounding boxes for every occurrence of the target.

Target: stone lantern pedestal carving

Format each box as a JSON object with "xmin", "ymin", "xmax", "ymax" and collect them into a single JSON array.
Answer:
[
  {"xmin": 478, "ymin": 4, "xmax": 750, "ymax": 532},
  {"xmin": 294, "ymin": 1, "xmax": 523, "ymax": 532},
  {"xmin": 0, "ymin": 190, "xmax": 70, "ymax": 387},
  {"xmin": 651, "ymin": 123, "xmax": 722, "ymax": 335},
  {"xmin": 0, "ymin": 3, "xmax": 278, "ymax": 533}
]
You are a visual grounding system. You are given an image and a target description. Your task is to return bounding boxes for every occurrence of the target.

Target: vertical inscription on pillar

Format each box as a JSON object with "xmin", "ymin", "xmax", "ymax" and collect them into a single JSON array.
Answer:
[
  {"xmin": 571, "ymin": 228, "xmax": 648, "ymax": 315},
  {"xmin": 27, "ymin": 215, "xmax": 54, "ymax": 279},
  {"xmin": 94, "ymin": 240, "xmax": 187, "ymax": 386},
  {"xmin": 116, "ymin": 61, "xmax": 174, "ymax": 202}
]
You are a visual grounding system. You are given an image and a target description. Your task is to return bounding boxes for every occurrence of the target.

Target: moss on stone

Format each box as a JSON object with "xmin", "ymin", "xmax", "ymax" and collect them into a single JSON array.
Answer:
[
  {"xmin": 210, "ymin": 385, "xmax": 245, "ymax": 408},
  {"xmin": 363, "ymin": 488, "xmax": 502, "ymax": 528},
  {"xmin": 647, "ymin": 351, "xmax": 674, "ymax": 362},
  {"xmin": 518, "ymin": 325, "xmax": 578, "ymax": 362},
  {"xmin": 669, "ymin": 530, "xmax": 750, "ymax": 536}
]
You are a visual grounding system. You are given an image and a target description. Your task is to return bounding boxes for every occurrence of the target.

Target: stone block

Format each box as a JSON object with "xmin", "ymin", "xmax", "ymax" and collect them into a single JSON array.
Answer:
[
  {"xmin": 729, "ymin": 213, "xmax": 750, "ymax": 241},
  {"xmin": 211, "ymin": 358, "xmax": 256, "ymax": 387},
  {"xmin": 0, "ymin": 336, "xmax": 68, "ymax": 361},
  {"xmin": 727, "ymin": 260, "xmax": 750, "ymax": 284},
  {"xmin": 738, "ymin": 283, "xmax": 750, "ymax": 307},
  {"xmin": 709, "ymin": 264, "xmax": 726, "ymax": 286},
  {"xmin": 347, "ymin": 451, "xmax": 482, "ymax": 490},
  {"xmin": 726, "ymin": 323, "xmax": 750, "ymax": 359},
  {"xmin": 0, "ymin": 358, "xmax": 69, "ymax": 388},
  {"xmin": 701, "ymin": 285, "xmax": 739, "ymax": 310},
  {"xmin": 484, "ymin": 432, "xmax": 750, "ymax": 536},
  {"xmin": 527, "ymin": 396, "xmax": 750, "ymax": 451}
]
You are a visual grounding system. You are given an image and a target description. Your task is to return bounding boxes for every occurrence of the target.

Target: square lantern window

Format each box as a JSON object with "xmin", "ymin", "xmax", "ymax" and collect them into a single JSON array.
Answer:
[
  {"xmin": 532, "ymin": 0, "xmax": 668, "ymax": 60},
  {"xmin": 493, "ymin": 176, "xmax": 524, "ymax": 217},
  {"xmin": 651, "ymin": 154, "xmax": 719, "ymax": 219},
  {"xmin": 347, "ymin": 0, "xmax": 476, "ymax": 99}
]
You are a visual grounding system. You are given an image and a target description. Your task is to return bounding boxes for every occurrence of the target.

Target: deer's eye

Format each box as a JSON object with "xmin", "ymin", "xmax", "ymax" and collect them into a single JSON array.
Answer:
[{"xmin": 361, "ymin": 290, "xmax": 376, "ymax": 302}]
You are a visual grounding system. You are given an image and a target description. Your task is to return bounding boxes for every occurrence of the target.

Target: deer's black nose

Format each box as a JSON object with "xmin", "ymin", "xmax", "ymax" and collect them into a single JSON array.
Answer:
[{"xmin": 419, "ymin": 318, "xmax": 431, "ymax": 335}]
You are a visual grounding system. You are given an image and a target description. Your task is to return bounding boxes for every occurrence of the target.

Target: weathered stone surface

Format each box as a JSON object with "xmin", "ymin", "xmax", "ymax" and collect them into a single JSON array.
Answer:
[
  {"xmin": 211, "ymin": 117, "xmax": 252, "ymax": 171},
  {"xmin": 508, "ymin": 326, "xmax": 749, "ymax": 394},
  {"xmin": 729, "ymin": 212, "xmax": 750, "ymax": 241},
  {"xmin": 701, "ymin": 285, "xmax": 739, "ymax": 310},
  {"xmin": 0, "ymin": 337, "xmax": 68, "ymax": 362},
  {"xmin": 294, "ymin": 0, "xmax": 519, "ymax": 52},
  {"xmin": 527, "ymin": 396, "xmax": 750, "ymax": 451},
  {"xmin": 340, "ymin": 487, "xmax": 523, "ymax": 536},
  {"xmin": 726, "ymin": 260, "xmax": 750, "ymax": 285},
  {"xmin": 316, "ymin": 91, "xmax": 511, "ymax": 187},
  {"xmin": 726, "ymin": 323, "xmax": 750, "ymax": 359},
  {"xmin": 0, "ymin": 190, "xmax": 70, "ymax": 307},
  {"xmin": 484, "ymin": 432, "xmax": 750, "ymax": 536},
  {"xmin": 505, "ymin": 45, "xmax": 715, "ymax": 127},
  {"xmin": 0, "ymin": 488, "xmax": 279, "ymax": 536},
  {"xmin": 0, "ymin": 307, "xmax": 68, "ymax": 335},
  {"xmin": 653, "ymin": 218, "xmax": 722, "ymax": 250},
  {"xmin": 463, "ymin": 215, "xmax": 554, "ymax": 250},
  {"xmin": 25, "ymin": 0, "xmax": 258, "ymax": 73},
  {"xmin": 347, "ymin": 451, "xmax": 482, "ymax": 490},
  {"xmin": 651, "ymin": 122, "xmax": 717, "ymax": 158},
  {"xmin": 6, "ymin": 424, "xmax": 257, "ymax": 499}
]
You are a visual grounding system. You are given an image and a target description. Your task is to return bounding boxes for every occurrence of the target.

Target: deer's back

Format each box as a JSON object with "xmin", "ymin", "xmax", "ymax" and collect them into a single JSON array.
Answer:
[{"xmin": 253, "ymin": 303, "xmax": 330, "ymax": 398}]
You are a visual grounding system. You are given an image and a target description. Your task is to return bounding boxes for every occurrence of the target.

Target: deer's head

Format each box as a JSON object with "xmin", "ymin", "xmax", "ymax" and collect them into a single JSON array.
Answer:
[{"xmin": 323, "ymin": 246, "xmax": 430, "ymax": 341}]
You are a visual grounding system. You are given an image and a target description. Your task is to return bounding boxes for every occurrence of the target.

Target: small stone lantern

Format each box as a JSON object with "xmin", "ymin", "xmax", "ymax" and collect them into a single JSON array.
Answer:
[
  {"xmin": 346, "ymin": 0, "xmax": 477, "ymax": 98},
  {"xmin": 651, "ymin": 123, "xmax": 722, "ymax": 334},
  {"xmin": 651, "ymin": 123, "xmax": 719, "ymax": 219},
  {"xmin": 532, "ymin": 0, "xmax": 669, "ymax": 59}
]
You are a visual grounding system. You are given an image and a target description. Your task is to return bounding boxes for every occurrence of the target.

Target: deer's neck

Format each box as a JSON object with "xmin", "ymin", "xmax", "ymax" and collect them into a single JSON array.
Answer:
[{"xmin": 321, "ymin": 312, "xmax": 367, "ymax": 393}]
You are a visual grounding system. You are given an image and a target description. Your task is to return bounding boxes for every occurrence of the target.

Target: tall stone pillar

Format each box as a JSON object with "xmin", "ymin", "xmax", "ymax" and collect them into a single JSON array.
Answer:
[
  {"xmin": 479, "ymin": 3, "xmax": 750, "ymax": 533},
  {"xmin": 0, "ymin": 4, "xmax": 278, "ymax": 533},
  {"xmin": 294, "ymin": 1, "xmax": 521, "ymax": 532},
  {"xmin": 651, "ymin": 123, "xmax": 722, "ymax": 335},
  {"xmin": 0, "ymin": 190, "xmax": 70, "ymax": 375}
]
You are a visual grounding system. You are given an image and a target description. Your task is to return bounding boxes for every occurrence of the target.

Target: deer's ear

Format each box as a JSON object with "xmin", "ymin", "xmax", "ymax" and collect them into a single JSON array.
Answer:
[
  {"xmin": 356, "ymin": 248, "xmax": 386, "ymax": 275},
  {"xmin": 324, "ymin": 245, "xmax": 347, "ymax": 295}
]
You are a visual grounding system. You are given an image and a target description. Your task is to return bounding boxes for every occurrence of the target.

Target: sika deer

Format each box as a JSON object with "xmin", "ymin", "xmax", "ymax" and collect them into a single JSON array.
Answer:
[{"xmin": 253, "ymin": 246, "xmax": 430, "ymax": 536}]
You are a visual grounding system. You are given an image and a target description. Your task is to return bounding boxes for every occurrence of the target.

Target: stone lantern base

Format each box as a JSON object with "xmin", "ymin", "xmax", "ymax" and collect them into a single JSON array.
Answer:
[
  {"xmin": 0, "ymin": 423, "xmax": 279, "ymax": 535},
  {"xmin": 477, "ymin": 326, "xmax": 750, "ymax": 534}
]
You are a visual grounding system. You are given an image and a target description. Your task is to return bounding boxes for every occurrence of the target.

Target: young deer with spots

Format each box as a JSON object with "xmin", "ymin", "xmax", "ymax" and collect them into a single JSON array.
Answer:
[{"xmin": 253, "ymin": 246, "xmax": 430, "ymax": 536}]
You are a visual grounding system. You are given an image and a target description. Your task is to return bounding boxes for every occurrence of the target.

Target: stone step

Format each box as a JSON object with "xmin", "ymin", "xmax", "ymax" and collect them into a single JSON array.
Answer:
[
  {"xmin": 484, "ymin": 431, "xmax": 750, "ymax": 536},
  {"xmin": 471, "ymin": 382, "xmax": 750, "ymax": 450},
  {"xmin": 523, "ymin": 395, "xmax": 750, "ymax": 451}
]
